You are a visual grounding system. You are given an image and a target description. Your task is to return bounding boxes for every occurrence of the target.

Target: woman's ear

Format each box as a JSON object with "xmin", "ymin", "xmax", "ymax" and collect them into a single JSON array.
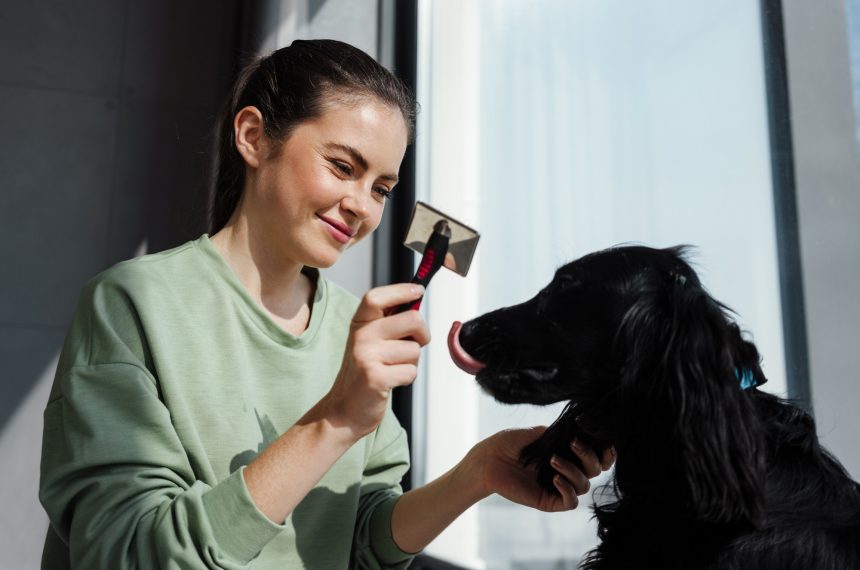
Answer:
[{"xmin": 233, "ymin": 106, "xmax": 266, "ymax": 169}]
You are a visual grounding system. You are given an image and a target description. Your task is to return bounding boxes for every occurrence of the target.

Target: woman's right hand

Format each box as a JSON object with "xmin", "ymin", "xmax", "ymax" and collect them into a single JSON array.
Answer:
[{"xmin": 322, "ymin": 283, "xmax": 430, "ymax": 440}]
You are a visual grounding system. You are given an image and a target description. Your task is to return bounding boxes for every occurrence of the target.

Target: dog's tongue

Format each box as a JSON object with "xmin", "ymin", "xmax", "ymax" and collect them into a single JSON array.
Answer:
[{"xmin": 447, "ymin": 321, "xmax": 486, "ymax": 376}]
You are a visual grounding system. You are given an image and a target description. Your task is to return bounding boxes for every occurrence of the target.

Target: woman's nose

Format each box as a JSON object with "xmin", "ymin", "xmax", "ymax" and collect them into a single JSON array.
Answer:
[{"xmin": 340, "ymin": 183, "xmax": 372, "ymax": 220}]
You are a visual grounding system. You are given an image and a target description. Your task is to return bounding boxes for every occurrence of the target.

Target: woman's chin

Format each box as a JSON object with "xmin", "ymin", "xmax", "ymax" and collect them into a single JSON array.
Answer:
[{"xmin": 306, "ymin": 247, "xmax": 345, "ymax": 269}]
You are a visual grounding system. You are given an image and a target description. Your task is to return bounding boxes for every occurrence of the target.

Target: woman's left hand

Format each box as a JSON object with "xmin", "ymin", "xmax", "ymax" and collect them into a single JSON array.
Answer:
[
  {"xmin": 465, "ymin": 426, "xmax": 615, "ymax": 512},
  {"xmin": 391, "ymin": 426, "xmax": 615, "ymax": 553}
]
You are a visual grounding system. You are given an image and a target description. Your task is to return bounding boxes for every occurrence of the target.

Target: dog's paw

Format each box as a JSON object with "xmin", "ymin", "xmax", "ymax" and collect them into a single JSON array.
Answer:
[
  {"xmin": 522, "ymin": 437, "xmax": 585, "ymax": 494},
  {"xmin": 520, "ymin": 414, "xmax": 603, "ymax": 494}
]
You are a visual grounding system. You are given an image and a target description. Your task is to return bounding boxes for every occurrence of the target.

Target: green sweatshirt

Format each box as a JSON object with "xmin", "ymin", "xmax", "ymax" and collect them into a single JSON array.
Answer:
[{"xmin": 39, "ymin": 235, "xmax": 414, "ymax": 569}]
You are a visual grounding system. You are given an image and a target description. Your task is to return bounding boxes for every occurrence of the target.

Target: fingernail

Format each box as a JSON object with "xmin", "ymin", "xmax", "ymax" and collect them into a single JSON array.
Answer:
[
  {"xmin": 571, "ymin": 440, "xmax": 583, "ymax": 452},
  {"xmin": 602, "ymin": 448, "xmax": 615, "ymax": 470},
  {"xmin": 550, "ymin": 455, "xmax": 560, "ymax": 466},
  {"xmin": 412, "ymin": 284, "xmax": 425, "ymax": 296}
]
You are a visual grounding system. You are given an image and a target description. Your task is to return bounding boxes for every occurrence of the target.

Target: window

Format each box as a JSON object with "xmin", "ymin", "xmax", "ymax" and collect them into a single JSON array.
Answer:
[{"xmin": 413, "ymin": 1, "xmax": 786, "ymax": 567}]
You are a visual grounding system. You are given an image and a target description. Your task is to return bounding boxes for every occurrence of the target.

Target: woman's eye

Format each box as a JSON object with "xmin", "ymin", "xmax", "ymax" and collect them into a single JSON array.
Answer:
[
  {"xmin": 331, "ymin": 160, "xmax": 352, "ymax": 176},
  {"xmin": 373, "ymin": 187, "xmax": 392, "ymax": 200}
]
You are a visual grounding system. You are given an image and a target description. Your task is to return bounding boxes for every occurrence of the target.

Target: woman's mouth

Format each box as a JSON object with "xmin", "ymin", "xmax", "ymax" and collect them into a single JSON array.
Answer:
[{"xmin": 317, "ymin": 215, "xmax": 355, "ymax": 244}]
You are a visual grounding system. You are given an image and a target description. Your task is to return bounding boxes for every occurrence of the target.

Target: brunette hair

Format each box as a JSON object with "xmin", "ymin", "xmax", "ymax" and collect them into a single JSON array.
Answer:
[{"xmin": 210, "ymin": 39, "xmax": 417, "ymax": 233}]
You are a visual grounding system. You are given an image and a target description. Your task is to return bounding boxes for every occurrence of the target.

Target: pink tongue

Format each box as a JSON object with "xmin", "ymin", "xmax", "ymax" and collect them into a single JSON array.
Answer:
[{"xmin": 447, "ymin": 321, "xmax": 487, "ymax": 376}]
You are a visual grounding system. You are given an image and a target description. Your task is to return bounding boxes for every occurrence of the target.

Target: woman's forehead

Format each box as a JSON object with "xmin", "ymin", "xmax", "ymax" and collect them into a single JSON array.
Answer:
[{"xmin": 297, "ymin": 99, "xmax": 408, "ymax": 165}]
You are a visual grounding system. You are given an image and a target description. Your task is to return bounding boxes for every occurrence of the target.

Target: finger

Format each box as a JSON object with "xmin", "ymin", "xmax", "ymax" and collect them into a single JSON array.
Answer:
[
  {"xmin": 552, "ymin": 473, "xmax": 579, "ymax": 510},
  {"xmin": 378, "ymin": 339, "xmax": 422, "ymax": 365},
  {"xmin": 601, "ymin": 446, "xmax": 616, "ymax": 471},
  {"xmin": 354, "ymin": 284, "xmax": 425, "ymax": 323},
  {"xmin": 385, "ymin": 363, "xmax": 419, "ymax": 387},
  {"xmin": 570, "ymin": 440, "xmax": 602, "ymax": 479},
  {"xmin": 551, "ymin": 454, "xmax": 590, "ymax": 495},
  {"xmin": 372, "ymin": 309, "xmax": 431, "ymax": 345}
]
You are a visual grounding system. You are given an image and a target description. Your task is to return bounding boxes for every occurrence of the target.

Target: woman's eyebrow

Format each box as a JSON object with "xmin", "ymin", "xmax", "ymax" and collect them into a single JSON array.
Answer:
[{"xmin": 323, "ymin": 142, "xmax": 399, "ymax": 183}]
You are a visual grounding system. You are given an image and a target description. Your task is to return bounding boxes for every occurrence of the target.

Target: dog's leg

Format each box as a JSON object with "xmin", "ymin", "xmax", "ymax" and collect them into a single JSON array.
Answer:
[{"xmin": 520, "ymin": 405, "xmax": 606, "ymax": 494}]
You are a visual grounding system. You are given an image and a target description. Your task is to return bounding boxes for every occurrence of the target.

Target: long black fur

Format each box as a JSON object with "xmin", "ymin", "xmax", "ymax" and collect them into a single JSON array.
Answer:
[{"xmin": 456, "ymin": 245, "xmax": 860, "ymax": 569}]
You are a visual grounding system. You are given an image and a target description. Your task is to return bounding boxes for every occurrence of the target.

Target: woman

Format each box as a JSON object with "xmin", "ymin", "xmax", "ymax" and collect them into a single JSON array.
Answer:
[{"xmin": 39, "ymin": 39, "xmax": 611, "ymax": 569}]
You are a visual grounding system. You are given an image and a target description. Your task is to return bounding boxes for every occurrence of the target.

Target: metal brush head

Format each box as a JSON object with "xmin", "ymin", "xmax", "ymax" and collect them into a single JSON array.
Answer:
[{"xmin": 403, "ymin": 201, "xmax": 480, "ymax": 277}]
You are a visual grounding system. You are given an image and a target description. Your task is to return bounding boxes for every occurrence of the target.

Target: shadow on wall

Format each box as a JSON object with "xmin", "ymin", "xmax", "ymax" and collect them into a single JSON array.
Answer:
[
  {"xmin": 0, "ymin": 1, "xmax": 245, "ymax": 567},
  {"xmin": 0, "ymin": 1, "xmax": 243, "ymax": 434}
]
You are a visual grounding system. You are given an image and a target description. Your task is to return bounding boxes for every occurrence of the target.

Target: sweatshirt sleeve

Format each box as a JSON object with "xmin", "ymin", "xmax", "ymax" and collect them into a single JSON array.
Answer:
[
  {"xmin": 39, "ymin": 277, "xmax": 286, "ymax": 569},
  {"xmin": 350, "ymin": 407, "xmax": 416, "ymax": 569},
  {"xmin": 40, "ymin": 364, "xmax": 287, "ymax": 569}
]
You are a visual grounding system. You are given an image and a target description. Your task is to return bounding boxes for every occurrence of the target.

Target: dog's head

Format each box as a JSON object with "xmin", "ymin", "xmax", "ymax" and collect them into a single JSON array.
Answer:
[{"xmin": 448, "ymin": 245, "xmax": 768, "ymax": 526}]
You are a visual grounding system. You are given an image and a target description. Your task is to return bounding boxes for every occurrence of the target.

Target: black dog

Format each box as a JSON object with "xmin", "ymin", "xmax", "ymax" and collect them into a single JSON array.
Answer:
[{"xmin": 447, "ymin": 245, "xmax": 860, "ymax": 569}]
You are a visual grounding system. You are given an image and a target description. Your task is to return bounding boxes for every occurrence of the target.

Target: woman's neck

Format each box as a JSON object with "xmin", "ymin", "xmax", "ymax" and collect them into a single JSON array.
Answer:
[{"xmin": 211, "ymin": 215, "xmax": 315, "ymax": 335}]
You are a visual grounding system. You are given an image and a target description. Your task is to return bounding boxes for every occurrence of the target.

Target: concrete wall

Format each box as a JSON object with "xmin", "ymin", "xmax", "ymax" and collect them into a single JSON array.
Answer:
[
  {"xmin": 782, "ymin": 0, "xmax": 860, "ymax": 479},
  {"xmin": 0, "ymin": 1, "xmax": 378, "ymax": 567}
]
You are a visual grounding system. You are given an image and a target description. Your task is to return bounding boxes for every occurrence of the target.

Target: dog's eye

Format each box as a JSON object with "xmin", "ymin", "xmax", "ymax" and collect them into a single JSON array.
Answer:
[{"xmin": 556, "ymin": 277, "xmax": 580, "ymax": 291}]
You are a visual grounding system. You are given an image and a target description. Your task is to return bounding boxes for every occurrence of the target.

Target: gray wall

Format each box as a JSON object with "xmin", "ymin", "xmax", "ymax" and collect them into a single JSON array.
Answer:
[
  {"xmin": 0, "ymin": 1, "xmax": 378, "ymax": 567},
  {"xmin": 783, "ymin": 0, "xmax": 860, "ymax": 479},
  {"xmin": 0, "ymin": 2, "xmax": 241, "ymax": 567}
]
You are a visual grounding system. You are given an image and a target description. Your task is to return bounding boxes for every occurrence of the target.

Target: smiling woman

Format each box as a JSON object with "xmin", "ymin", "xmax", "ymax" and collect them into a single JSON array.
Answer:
[
  {"xmin": 37, "ymin": 38, "xmax": 611, "ymax": 569},
  {"xmin": 213, "ymin": 99, "xmax": 408, "ymax": 279},
  {"xmin": 37, "ymin": 40, "xmax": 429, "ymax": 569}
]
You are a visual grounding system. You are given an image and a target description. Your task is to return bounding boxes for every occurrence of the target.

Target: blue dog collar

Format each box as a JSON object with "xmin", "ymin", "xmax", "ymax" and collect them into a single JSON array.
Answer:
[{"xmin": 735, "ymin": 368, "xmax": 757, "ymax": 390}]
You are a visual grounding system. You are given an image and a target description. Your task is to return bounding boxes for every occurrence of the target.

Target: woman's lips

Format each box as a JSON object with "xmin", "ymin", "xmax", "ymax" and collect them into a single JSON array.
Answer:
[
  {"xmin": 318, "ymin": 215, "xmax": 355, "ymax": 244},
  {"xmin": 448, "ymin": 321, "xmax": 487, "ymax": 376}
]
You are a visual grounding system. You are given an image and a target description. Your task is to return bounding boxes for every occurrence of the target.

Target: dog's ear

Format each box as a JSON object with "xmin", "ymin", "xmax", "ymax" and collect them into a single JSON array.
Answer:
[{"xmin": 617, "ymin": 281, "xmax": 766, "ymax": 528}]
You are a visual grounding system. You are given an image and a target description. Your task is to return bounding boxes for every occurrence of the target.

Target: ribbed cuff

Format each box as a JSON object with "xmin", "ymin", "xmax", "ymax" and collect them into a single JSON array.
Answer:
[{"xmin": 201, "ymin": 467, "xmax": 287, "ymax": 564}]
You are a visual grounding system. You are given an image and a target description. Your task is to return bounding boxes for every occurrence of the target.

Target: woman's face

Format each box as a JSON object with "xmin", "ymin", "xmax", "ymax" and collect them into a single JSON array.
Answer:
[{"xmin": 245, "ymin": 97, "xmax": 409, "ymax": 268}]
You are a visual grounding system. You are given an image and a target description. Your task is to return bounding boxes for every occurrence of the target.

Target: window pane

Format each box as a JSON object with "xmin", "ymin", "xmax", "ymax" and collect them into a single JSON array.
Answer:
[{"xmin": 416, "ymin": 1, "xmax": 784, "ymax": 567}]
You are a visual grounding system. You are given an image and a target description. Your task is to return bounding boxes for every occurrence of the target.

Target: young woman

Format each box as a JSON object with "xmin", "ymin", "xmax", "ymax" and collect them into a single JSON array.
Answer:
[{"xmin": 39, "ymin": 39, "xmax": 611, "ymax": 569}]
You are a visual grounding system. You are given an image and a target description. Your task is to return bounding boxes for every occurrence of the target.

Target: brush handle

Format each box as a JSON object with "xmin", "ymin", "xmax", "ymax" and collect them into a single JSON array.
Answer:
[{"xmin": 394, "ymin": 226, "xmax": 449, "ymax": 313}]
